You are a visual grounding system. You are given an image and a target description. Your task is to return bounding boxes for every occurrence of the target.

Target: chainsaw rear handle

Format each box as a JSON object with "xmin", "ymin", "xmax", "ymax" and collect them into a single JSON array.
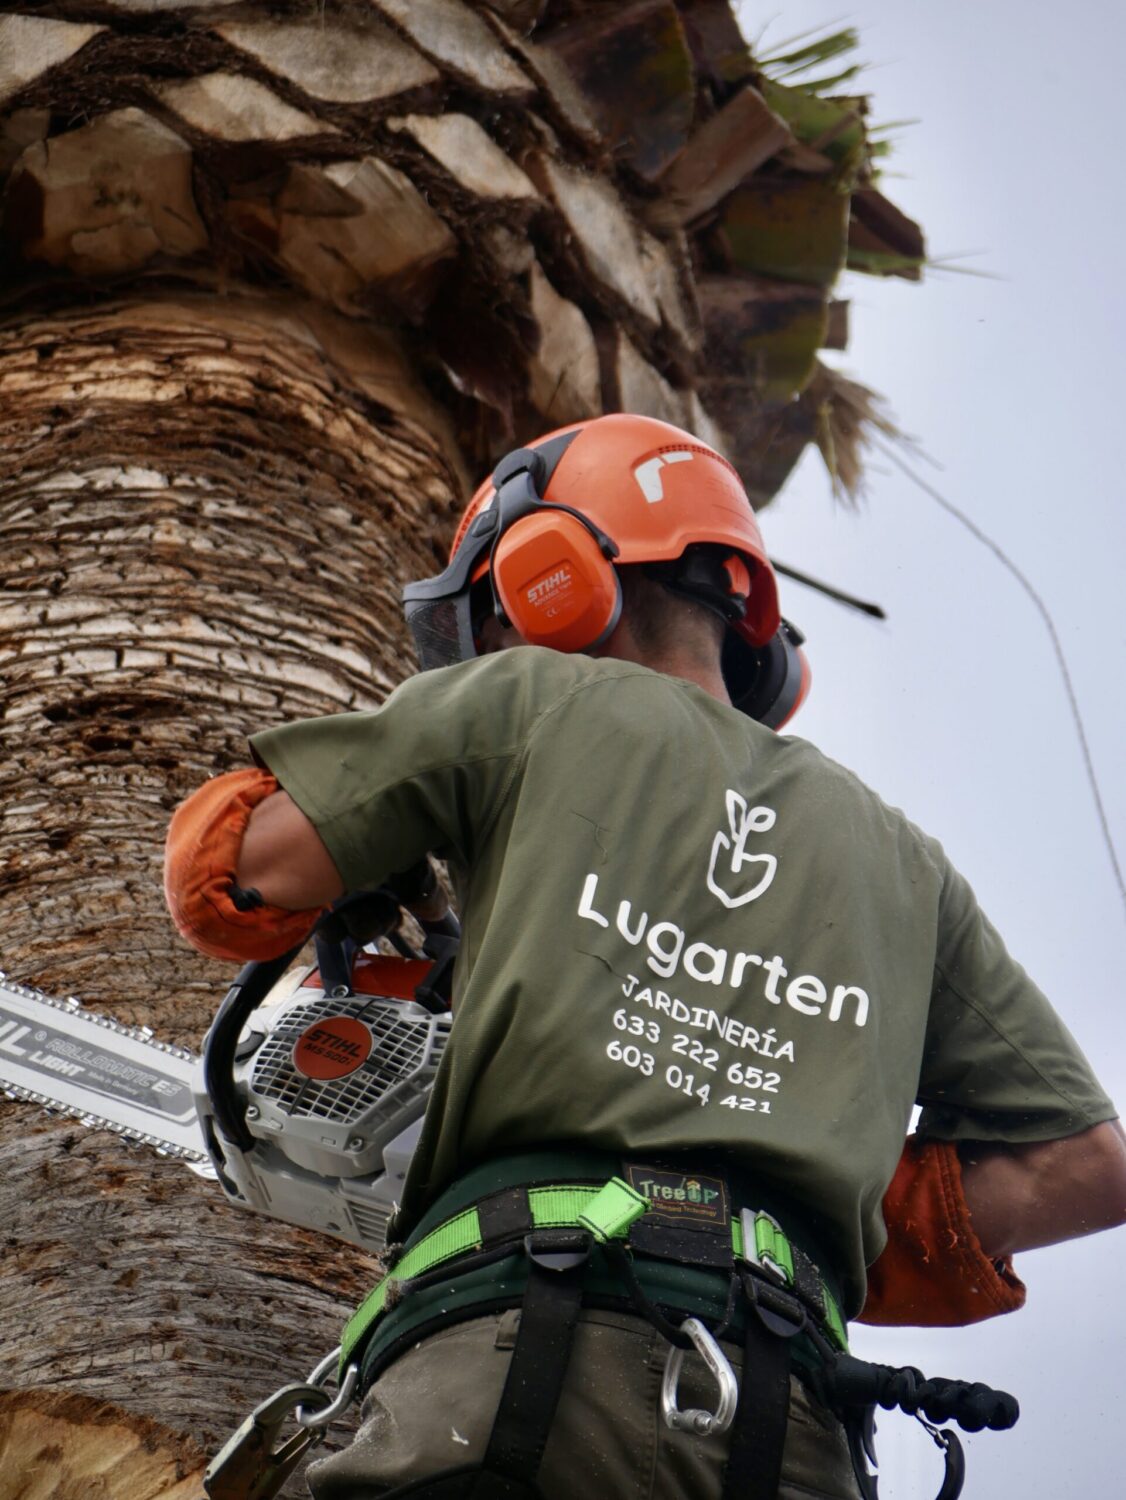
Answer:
[{"xmin": 203, "ymin": 945, "xmax": 305, "ymax": 1152}]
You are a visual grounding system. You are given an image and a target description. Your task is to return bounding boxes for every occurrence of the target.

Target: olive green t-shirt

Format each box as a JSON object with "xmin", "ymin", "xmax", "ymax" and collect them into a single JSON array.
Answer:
[{"xmin": 251, "ymin": 649, "xmax": 1115, "ymax": 1313}]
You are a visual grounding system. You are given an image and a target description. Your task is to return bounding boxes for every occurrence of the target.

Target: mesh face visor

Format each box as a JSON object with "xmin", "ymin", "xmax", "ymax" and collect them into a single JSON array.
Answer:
[
  {"xmin": 402, "ymin": 512, "xmax": 498, "ymax": 671},
  {"xmin": 403, "ymin": 592, "xmax": 474, "ymax": 673}
]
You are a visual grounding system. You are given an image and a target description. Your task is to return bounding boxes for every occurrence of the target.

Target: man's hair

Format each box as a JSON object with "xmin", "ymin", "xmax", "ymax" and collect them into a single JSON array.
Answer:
[{"xmin": 618, "ymin": 559, "xmax": 727, "ymax": 668}]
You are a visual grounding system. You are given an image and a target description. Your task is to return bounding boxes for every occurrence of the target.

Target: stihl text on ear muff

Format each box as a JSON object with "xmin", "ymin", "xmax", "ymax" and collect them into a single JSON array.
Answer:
[{"xmin": 486, "ymin": 447, "xmax": 623, "ymax": 654}]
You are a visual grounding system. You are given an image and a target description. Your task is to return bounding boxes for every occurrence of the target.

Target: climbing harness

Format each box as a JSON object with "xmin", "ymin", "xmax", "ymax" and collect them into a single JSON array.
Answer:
[
  {"xmin": 338, "ymin": 1178, "xmax": 848, "ymax": 1374},
  {"xmin": 203, "ymin": 1160, "xmax": 1018, "ymax": 1500}
]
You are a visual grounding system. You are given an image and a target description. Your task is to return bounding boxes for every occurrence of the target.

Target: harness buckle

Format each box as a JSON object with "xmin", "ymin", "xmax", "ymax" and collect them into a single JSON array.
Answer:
[
  {"xmin": 660, "ymin": 1316, "xmax": 739, "ymax": 1438},
  {"xmin": 742, "ymin": 1268, "xmax": 809, "ymax": 1341},
  {"xmin": 524, "ymin": 1227, "xmax": 592, "ymax": 1273},
  {"xmin": 740, "ymin": 1208, "xmax": 792, "ymax": 1285}
]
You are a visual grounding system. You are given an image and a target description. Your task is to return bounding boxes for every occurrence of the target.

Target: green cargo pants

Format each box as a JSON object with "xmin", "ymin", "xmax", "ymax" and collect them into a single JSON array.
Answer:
[{"xmin": 307, "ymin": 1307, "xmax": 861, "ymax": 1499}]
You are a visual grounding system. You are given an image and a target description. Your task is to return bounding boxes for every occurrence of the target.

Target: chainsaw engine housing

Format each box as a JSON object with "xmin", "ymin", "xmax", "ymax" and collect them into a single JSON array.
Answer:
[{"xmin": 194, "ymin": 956, "xmax": 451, "ymax": 1250}]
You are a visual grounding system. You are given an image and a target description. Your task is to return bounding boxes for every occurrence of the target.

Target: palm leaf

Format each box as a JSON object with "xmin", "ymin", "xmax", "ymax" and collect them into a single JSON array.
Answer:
[{"xmin": 759, "ymin": 26, "xmax": 861, "ymax": 75}]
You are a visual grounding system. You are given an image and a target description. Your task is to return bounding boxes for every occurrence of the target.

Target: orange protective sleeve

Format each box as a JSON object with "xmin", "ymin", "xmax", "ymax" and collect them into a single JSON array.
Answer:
[
  {"xmin": 163, "ymin": 768, "xmax": 324, "ymax": 963},
  {"xmin": 858, "ymin": 1136, "xmax": 1026, "ymax": 1326}
]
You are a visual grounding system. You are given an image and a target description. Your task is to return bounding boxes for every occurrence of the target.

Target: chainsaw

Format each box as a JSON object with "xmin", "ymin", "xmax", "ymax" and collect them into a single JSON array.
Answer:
[{"xmin": 0, "ymin": 880, "xmax": 458, "ymax": 1253}]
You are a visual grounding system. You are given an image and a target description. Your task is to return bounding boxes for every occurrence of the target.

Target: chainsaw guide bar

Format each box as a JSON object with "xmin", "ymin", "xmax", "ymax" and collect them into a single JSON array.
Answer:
[{"xmin": 0, "ymin": 971, "xmax": 208, "ymax": 1162}]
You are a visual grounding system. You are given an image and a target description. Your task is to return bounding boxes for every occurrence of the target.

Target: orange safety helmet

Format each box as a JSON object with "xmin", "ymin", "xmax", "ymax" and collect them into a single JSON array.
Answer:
[{"xmin": 403, "ymin": 413, "xmax": 810, "ymax": 728}]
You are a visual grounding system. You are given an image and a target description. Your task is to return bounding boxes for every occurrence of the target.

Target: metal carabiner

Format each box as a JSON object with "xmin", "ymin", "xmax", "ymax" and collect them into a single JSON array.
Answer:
[
  {"xmin": 297, "ymin": 1346, "xmax": 360, "ymax": 1431},
  {"xmin": 660, "ymin": 1316, "xmax": 739, "ymax": 1437},
  {"xmin": 203, "ymin": 1382, "xmax": 332, "ymax": 1500}
]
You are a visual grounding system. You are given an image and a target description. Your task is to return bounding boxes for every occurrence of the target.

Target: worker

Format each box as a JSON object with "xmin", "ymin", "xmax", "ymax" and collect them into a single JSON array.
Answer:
[{"xmin": 165, "ymin": 415, "xmax": 1125, "ymax": 1500}]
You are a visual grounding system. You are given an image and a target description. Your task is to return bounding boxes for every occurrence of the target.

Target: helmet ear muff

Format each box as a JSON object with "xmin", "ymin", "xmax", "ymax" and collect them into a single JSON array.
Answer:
[
  {"xmin": 492, "ymin": 510, "xmax": 622, "ymax": 653},
  {"xmin": 723, "ymin": 619, "xmax": 810, "ymax": 730}
]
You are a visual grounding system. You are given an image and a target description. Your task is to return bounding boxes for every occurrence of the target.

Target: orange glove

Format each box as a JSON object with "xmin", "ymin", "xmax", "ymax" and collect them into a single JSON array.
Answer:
[
  {"xmin": 164, "ymin": 768, "xmax": 324, "ymax": 962},
  {"xmin": 859, "ymin": 1136, "xmax": 1026, "ymax": 1326}
]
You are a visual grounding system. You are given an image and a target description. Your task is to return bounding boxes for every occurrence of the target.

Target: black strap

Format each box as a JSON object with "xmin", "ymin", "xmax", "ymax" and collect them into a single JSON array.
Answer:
[
  {"xmin": 722, "ymin": 1317, "xmax": 791, "ymax": 1500},
  {"xmin": 468, "ymin": 1237, "xmax": 588, "ymax": 1500},
  {"xmin": 628, "ymin": 1217, "xmax": 734, "ymax": 1270},
  {"xmin": 477, "ymin": 1187, "xmax": 534, "ymax": 1245},
  {"xmin": 790, "ymin": 1245, "xmax": 828, "ymax": 1321},
  {"xmin": 721, "ymin": 1271, "xmax": 809, "ymax": 1500}
]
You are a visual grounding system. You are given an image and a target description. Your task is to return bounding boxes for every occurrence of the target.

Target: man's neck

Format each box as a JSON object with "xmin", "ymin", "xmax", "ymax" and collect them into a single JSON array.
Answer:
[{"xmin": 594, "ymin": 628, "xmax": 731, "ymax": 706}]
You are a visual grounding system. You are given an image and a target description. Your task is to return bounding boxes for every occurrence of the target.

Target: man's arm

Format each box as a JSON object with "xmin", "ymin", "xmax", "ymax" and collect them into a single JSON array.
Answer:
[
  {"xmin": 164, "ymin": 770, "xmax": 340, "ymax": 962},
  {"xmin": 860, "ymin": 1120, "xmax": 1126, "ymax": 1327},
  {"xmin": 236, "ymin": 790, "xmax": 345, "ymax": 910},
  {"xmin": 960, "ymin": 1118, "xmax": 1126, "ymax": 1256},
  {"xmin": 166, "ymin": 772, "xmax": 447, "ymax": 961}
]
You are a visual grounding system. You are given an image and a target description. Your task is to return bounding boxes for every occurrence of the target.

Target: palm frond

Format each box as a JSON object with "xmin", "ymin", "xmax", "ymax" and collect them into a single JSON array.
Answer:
[
  {"xmin": 759, "ymin": 26, "xmax": 860, "ymax": 75},
  {"xmin": 806, "ymin": 362, "xmax": 908, "ymax": 506},
  {"xmin": 923, "ymin": 253, "xmax": 1004, "ymax": 281},
  {"xmin": 800, "ymin": 63, "xmax": 866, "ymax": 96}
]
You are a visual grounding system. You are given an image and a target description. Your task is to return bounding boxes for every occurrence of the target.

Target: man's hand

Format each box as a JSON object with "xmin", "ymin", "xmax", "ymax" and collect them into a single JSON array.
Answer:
[
  {"xmin": 236, "ymin": 790, "xmax": 345, "ymax": 911},
  {"xmin": 960, "ymin": 1118, "xmax": 1126, "ymax": 1257},
  {"xmin": 860, "ymin": 1136, "xmax": 1025, "ymax": 1327}
]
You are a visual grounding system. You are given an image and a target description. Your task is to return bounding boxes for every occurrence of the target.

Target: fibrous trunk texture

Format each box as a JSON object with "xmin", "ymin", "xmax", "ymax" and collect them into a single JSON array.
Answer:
[
  {"xmin": 0, "ymin": 293, "xmax": 460, "ymax": 1023},
  {"xmin": 0, "ymin": 294, "xmax": 461, "ymax": 1492},
  {"xmin": 0, "ymin": 2, "xmax": 922, "ymax": 502}
]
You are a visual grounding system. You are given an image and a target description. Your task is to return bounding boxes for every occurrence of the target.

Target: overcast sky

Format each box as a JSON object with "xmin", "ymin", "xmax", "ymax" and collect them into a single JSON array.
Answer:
[{"xmin": 735, "ymin": 1, "xmax": 1126, "ymax": 1494}]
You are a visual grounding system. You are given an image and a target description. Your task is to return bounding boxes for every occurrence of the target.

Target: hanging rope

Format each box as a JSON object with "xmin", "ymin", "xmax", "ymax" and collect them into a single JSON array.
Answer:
[{"xmin": 873, "ymin": 438, "xmax": 1126, "ymax": 922}]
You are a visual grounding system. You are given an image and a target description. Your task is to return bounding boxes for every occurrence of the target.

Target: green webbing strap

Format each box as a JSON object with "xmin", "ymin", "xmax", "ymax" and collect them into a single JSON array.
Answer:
[
  {"xmin": 575, "ymin": 1176, "xmax": 649, "ymax": 1242},
  {"xmin": 732, "ymin": 1211, "xmax": 848, "ymax": 1352},
  {"xmin": 340, "ymin": 1179, "xmax": 646, "ymax": 1371},
  {"xmin": 823, "ymin": 1294, "xmax": 849, "ymax": 1352},
  {"xmin": 340, "ymin": 1179, "xmax": 848, "ymax": 1375}
]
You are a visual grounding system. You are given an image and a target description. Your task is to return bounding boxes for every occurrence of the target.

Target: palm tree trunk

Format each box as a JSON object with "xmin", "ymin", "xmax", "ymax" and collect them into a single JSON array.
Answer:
[
  {"xmin": 0, "ymin": 292, "xmax": 465, "ymax": 1493},
  {"xmin": 0, "ymin": 292, "xmax": 462, "ymax": 1023}
]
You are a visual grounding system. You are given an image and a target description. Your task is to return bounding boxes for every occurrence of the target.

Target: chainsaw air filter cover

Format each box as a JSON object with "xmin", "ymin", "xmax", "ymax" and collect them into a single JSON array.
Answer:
[{"xmin": 245, "ymin": 988, "xmax": 449, "ymax": 1173}]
